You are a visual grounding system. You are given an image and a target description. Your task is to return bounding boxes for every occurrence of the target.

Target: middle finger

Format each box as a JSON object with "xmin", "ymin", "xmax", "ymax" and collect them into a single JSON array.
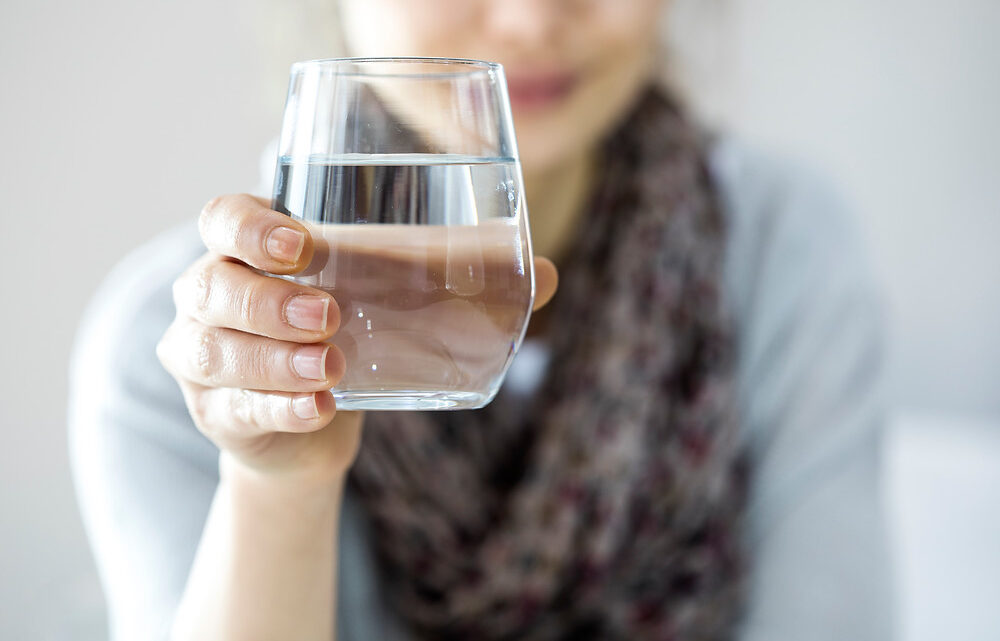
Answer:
[{"xmin": 174, "ymin": 255, "xmax": 340, "ymax": 342}]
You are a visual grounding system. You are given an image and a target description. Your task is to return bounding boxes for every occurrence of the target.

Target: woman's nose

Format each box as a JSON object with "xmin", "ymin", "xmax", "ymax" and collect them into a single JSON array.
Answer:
[{"xmin": 481, "ymin": 0, "xmax": 565, "ymax": 50}]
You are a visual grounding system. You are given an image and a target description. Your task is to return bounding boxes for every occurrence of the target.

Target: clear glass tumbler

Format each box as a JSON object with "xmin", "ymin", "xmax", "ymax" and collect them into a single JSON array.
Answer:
[{"xmin": 272, "ymin": 57, "xmax": 535, "ymax": 411}]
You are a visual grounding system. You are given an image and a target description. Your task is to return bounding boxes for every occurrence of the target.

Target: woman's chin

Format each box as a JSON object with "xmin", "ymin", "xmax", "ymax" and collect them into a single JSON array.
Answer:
[
  {"xmin": 514, "ymin": 121, "xmax": 584, "ymax": 177},
  {"xmin": 510, "ymin": 91, "xmax": 603, "ymax": 174},
  {"xmin": 517, "ymin": 141, "xmax": 568, "ymax": 177}
]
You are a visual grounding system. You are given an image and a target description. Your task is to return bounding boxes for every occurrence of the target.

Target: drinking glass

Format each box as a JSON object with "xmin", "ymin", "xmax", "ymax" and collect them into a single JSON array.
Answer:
[{"xmin": 272, "ymin": 57, "xmax": 535, "ymax": 410}]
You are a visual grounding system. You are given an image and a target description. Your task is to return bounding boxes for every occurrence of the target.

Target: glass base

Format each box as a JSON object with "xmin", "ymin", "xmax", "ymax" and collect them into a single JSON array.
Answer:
[{"xmin": 332, "ymin": 390, "xmax": 492, "ymax": 411}]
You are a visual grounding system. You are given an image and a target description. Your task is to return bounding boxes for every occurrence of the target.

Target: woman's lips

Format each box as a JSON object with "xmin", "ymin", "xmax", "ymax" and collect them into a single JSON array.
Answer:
[{"xmin": 505, "ymin": 71, "xmax": 578, "ymax": 112}]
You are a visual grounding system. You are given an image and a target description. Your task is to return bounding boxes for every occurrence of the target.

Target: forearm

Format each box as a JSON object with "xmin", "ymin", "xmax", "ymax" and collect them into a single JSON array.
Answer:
[{"xmin": 171, "ymin": 455, "xmax": 343, "ymax": 641}]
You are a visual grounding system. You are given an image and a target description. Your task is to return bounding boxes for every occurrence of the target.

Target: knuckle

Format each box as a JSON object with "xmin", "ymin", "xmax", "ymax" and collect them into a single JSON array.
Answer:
[
  {"xmin": 156, "ymin": 322, "xmax": 181, "ymax": 373},
  {"xmin": 192, "ymin": 261, "xmax": 218, "ymax": 318},
  {"xmin": 235, "ymin": 279, "xmax": 267, "ymax": 330},
  {"xmin": 192, "ymin": 325, "xmax": 223, "ymax": 383},
  {"xmin": 232, "ymin": 204, "xmax": 261, "ymax": 258},
  {"xmin": 200, "ymin": 195, "xmax": 254, "ymax": 254},
  {"xmin": 177, "ymin": 383, "xmax": 212, "ymax": 433},
  {"xmin": 201, "ymin": 195, "xmax": 224, "ymax": 215},
  {"xmin": 229, "ymin": 388, "xmax": 257, "ymax": 428},
  {"xmin": 242, "ymin": 339, "xmax": 274, "ymax": 385},
  {"xmin": 276, "ymin": 395, "xmax": 295, "ymax": 428},
  {"xmin": 200, "ymin": 195, "xmax": 225, "ymax": 224},
  {"xmin": 201, "ymin": 194, "xmax": 274, "ymax": 263},
  {"xmin": 188, "ymin": 389, "xmax": 210, "ymax": 427},
  {"xmin": 198, "ymin": 197, "xmax": 224, "ymax": 243}
]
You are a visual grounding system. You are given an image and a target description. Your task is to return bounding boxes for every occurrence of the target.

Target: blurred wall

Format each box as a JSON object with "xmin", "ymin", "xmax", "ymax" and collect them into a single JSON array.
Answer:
[
  {"xmin": 0, "ymin": 0, "xmax": 275, "ymax": 637},
  {"xmin": 723, "ymin": 0, "xmax": 1000, "ymax": 418},
  {"xmin": 0, "ymin": 0, "xmax": 997, "ymax": 638}
]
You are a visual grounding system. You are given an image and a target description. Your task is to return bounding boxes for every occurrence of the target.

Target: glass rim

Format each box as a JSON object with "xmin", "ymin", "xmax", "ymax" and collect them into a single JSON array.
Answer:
[{"xmin": 289, "ymin": 57, "xmax": 503, "ymax": 79}]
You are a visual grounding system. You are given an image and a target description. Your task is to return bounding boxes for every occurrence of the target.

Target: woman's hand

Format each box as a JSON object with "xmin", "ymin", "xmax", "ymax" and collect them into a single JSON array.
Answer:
[
  {"xmin": 157, "ymin": 194, "xmax": 360, "ymax": 486},
  {"xmin": 157, "ymin": 194, "xmax": 559, "ymax": 487},
  {"xmin": 159, "ymin": 194, "xmax": 557, "ymax": 640}
]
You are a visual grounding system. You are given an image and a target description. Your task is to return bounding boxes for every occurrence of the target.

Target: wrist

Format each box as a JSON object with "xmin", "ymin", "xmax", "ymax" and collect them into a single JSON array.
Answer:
[{"xmin": 219, "ymin": 451, "xmax": 345, "ymax": 511}]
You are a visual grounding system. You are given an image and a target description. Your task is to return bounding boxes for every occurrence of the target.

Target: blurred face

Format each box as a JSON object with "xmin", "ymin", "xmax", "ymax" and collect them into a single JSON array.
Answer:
[{"xmin": 339, "ymin": 0, "xmax": 664, "ymax": 174}]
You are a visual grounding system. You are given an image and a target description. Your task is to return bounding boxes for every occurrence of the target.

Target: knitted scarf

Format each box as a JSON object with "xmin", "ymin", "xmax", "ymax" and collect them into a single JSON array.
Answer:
[{"xmin": 350, "ymin": 88, "xmax": 747, "ymax": 641}]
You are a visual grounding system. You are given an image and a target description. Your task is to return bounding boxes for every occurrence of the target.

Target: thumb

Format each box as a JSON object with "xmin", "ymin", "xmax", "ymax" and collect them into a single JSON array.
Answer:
[{"xmin": 532, "ymin": 256, "xmax": 558, "ymax": 311}]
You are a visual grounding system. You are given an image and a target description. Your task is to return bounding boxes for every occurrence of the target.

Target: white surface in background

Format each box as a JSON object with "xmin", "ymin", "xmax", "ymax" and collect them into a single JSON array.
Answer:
[
  {"xmin": 0, "ymin": 0, "xmax": 273, "ymax": 638},
  {"xmin": 723, "ymin": 0, "xmax": 1000, "ymax": 416},
  {"xmin": 0, "ymin": 0, "xmax": 997, "ymax": 638},
  {"xmin": 887, "ymin": 414, "xmax": 1000, "ymax": 641}
]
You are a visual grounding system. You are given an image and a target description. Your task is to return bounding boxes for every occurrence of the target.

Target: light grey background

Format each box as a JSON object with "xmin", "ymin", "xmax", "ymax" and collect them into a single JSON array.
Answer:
[{"xmin": 1, "ymin": 0, "xmax": 997, "ymax": 638}]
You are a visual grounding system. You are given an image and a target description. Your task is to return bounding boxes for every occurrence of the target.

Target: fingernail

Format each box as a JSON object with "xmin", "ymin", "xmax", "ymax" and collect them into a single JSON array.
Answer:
[
  {"xmin": 291, "ymin": 394, "xmax": 319, "ymax": 420},
  {"xmin": 266, "ymin": 226, "xmax": 305, "ymax": 264},
  {"xmin": 285, "ymin": 295, "xmax": 328, "ymax": 332},
  {"xmin": 292, "ymin": 345, "xmax": 328, "ymax": 381}
]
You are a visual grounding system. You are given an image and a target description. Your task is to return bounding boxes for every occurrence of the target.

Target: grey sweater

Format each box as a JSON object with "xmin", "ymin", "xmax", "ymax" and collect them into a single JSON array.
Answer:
[{"xmin": 69, "ymin": 138, "xmax": 894, "ymax": 640}]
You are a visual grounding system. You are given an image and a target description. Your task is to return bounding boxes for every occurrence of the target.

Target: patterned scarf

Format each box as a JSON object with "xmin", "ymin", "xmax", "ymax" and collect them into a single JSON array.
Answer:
[{"xmin": 350, "ymin": 88, "xmax": 747, "ymax": 641}]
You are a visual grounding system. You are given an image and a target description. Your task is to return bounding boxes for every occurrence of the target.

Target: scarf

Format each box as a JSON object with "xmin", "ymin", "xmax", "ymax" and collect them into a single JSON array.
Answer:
[{"xmin": 349, "ymin": 88, "xmax": 747, "ymax": 641}]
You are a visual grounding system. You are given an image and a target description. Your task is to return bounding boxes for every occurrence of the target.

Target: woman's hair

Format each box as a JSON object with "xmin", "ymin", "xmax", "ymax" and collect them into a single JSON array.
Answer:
[{"xmin": 253, "ymin": 0, "xmax": 735, "ymax": 127}]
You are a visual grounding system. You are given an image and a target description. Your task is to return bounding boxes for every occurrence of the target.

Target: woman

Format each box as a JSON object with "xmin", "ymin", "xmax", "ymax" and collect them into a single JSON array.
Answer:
[{"xmin": 69, "ymin": 1, "xmax": 893, "ymax": 640}]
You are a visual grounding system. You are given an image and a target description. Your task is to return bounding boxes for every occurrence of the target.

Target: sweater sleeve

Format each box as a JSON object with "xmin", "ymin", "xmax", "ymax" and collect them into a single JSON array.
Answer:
[
  {"xmin": 68, "ymin": 223, "xmax": 219, "ymax": 640},
  {"xmin": 711, "ymin": 140, "xmax": 895, "ymax": 641},
  {"xmin": 68, "ymin": 221, "xmax": 396, "ymax": 641}
]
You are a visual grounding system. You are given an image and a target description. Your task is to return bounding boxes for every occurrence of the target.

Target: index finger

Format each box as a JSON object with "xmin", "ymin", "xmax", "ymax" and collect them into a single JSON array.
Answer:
[{"xmin": 199, "ymin": 194, "xmax": 314, "ymax": 275}]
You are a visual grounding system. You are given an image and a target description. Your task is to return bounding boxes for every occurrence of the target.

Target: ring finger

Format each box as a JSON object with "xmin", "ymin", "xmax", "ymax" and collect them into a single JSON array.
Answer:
[{"xmin": 158, "ymin": 317, "xmax": 346, "ymax": 392}]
